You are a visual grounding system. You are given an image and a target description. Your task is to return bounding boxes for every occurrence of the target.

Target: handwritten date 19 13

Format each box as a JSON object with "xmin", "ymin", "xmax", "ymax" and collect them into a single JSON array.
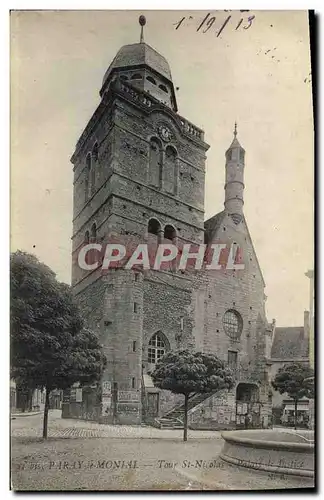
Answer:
[{"xmin": 173, "ymin": 12, "xmax": 256, "ymax": 37}]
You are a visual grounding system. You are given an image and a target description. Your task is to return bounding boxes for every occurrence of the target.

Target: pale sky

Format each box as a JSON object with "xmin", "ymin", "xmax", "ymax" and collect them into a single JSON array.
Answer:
[{"xmin": 10, "ymin": 10, "xmax": 314, "ymax": 326}]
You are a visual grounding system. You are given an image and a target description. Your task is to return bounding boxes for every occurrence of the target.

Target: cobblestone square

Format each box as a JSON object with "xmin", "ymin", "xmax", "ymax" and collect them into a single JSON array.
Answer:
[{"xmin": 11, "ymin": 412, "xmax": 314, "ymax": 491}]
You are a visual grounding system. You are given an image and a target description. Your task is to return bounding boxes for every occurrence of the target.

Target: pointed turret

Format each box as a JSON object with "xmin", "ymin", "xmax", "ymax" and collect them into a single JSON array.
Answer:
[{"xmin": 224, "ymin": 123, "xmax": 245, "ymax": 220}]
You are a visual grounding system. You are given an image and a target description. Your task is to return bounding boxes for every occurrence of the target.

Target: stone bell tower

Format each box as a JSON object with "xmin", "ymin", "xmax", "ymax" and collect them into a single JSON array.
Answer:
[{"xmin": 67, "ymin": 16, "xmax": 209, "ymax": 424}]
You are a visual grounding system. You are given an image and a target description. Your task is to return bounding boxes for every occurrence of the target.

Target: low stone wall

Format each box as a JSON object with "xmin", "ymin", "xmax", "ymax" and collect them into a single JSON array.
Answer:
[
  {"xmin": 220, "ymin": 430, "xmax": 314, "ymax": 478},
  {"xmin": 61, "ymin": 402, "xmax": 101, "ymax": 422},
  {"xmin": 62, "ymin": 402, "xmax": 142, "ymax": 425},
  {"xmin": 189, "ymin": 420, "xmax": 236, "ymax": 431}
]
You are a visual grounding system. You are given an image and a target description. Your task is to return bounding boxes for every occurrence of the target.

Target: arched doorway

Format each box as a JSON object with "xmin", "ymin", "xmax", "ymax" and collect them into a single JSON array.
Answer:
[{"xmin": 235, "ymin": 383, "xmax": 261, "ymax": 429}]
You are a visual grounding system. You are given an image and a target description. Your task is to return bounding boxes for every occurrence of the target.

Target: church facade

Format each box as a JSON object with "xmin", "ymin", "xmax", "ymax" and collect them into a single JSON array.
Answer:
[{"xmin": 63, "ymin": 29, "xmax": 273, "ymax": 429}]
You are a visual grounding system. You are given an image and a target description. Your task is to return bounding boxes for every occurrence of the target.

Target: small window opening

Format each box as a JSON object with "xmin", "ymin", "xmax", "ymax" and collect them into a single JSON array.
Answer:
[
  {"xmin": 148, "ymin": 218, "xmax": 161, "ymax": 236},
  {"xmin": 159, "ymin": 84, "xmax": 168, "ymax": 93},
  {"xmin": 146, "ymin": 76, "xmax": 156, "ymax": 85},
  {"xmin": 164, "ymin": 225, "xmax": 176, "ymax": 241},
  {"xmin": 228, "ymin": 350, "xmax": 238, "ymax": 368}
]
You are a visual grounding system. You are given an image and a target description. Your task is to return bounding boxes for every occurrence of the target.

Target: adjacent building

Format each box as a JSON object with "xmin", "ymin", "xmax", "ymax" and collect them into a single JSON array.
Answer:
[{"xmin": 267, "ymin": 311, "xmax": 311, "ymax": 427}]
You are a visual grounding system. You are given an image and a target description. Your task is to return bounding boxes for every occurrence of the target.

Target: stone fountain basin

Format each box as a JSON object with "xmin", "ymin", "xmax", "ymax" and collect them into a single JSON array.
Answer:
[{"xmin": 220, "ymin": 429, "xmax": 314, "ymax": 478}]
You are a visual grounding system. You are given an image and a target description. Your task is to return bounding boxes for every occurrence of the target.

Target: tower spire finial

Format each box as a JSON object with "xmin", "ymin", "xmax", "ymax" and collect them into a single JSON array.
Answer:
[
  {"xmin": 139, "ymin": 15, "xmax": 146, "ymax": 43},
  {"xmin": 234, "ymin": 121, "xmax": 237, "ymax": 138}
]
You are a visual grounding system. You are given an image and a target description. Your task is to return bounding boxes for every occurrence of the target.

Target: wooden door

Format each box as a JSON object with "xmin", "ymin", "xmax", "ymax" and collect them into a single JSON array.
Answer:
[{"xmin": 147, "ymin": 393, "xmax": 159, "ymax": 417}]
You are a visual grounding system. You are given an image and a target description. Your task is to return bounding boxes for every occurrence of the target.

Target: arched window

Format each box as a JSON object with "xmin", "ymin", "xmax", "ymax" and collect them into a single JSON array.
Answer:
[
  {"xmin": 148, "ymin": 332, "xmax": 168, "ymax": 364},
  {"xmin": 159, "ymin": 84, "xmax": 168, "ymax": 93},
  {"xmin": 146, "ymin": 75, "xmax": 156, "ymax": 85},
  {"xmin": 120, "ymin": 74, "xmax": 128, "ymax": 81},
  {"xmin": 149, "ymin": 138, "xmax": 162, "ymax": 188},
  {"xmin": 164, "ymin": 224, "xmax": 176, "ymax": 242},
  {"xmin": 92, "ymin": 142, "xmax": 99, "ymax": 162},
  {"xmin": 148, "ymin": 218, "xmax": 161, "ymax": 237},
  {"xmin": 163, "ymin": 225, "xmax": 177, "ymax": 271},
  {"xmin": 83, "ymin": 230, "xmax": 91, "ymax": 266},
  {"xmin": 85, "ymin": 153, "xmax": 91, "ymax": 201},
  {"xmin": 226, "ymin": 150, "xmax": 234, "ymax": 162},
  {"xmin": 223, "ymin": 309, "xmax": 243, "ymax": 340},
  {"xmin": 131, "ymin": 73, "xmax": 142, "ymax": 80},
  {"xmin": 147, "ymin": 218, "xmax": 161, "ymax": 256},
  {"xmin": 90, "ymin": 144, "xmax": 98, "ymax": 194},
  {"xmin": 90, "ymin": 164, "xmax": 95, "ymax": 194},
  {"xmin": 90, "ymin": 222, "xmax": 97, "ymax": 243},
  {"xmin": 164, "ymin": 146, "xmax": 177, "ymax": 194}
]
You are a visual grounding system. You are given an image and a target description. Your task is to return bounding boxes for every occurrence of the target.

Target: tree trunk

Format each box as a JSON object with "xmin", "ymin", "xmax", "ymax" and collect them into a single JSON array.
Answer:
[
  {"xmin": 42, "ymin": 387, "xmax": 50, "ymax": 439},
  {"xmin": 27, "ymin": 388, "xmax": 33, "ymax": 412},
  {"xmin": 294, "ymin": 399, "xmax": 298, "ymax": 430},
  {"xmin": 183, "ymin": 393, "xmax": 189, "ymax": 442}
]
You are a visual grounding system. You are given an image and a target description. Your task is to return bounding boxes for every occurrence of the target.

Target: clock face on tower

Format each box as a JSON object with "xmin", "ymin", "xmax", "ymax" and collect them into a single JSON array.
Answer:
[{"xmin": 158, "ymin": 124, "xmax": 172, "ymax": 142}]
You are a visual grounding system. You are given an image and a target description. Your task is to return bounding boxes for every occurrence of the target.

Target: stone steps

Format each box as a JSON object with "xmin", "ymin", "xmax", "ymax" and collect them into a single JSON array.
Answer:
[
  {"xmin": 154, "ymin": 393, "xmax": 215, "ymax": 429},
  {"xmin": 156, "ymin": 417, "xmax": 184, "ymax": 429}
]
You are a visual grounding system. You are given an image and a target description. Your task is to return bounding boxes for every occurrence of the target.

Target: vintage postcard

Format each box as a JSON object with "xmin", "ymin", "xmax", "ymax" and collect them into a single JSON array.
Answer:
[{"xmin": 10, "ymin": 10, "xmax": 314, "ymax": 491}]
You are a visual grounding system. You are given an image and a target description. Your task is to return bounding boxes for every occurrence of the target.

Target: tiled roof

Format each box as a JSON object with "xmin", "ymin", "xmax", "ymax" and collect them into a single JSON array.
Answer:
[
  {"xmin": 102, "ymin": 43, "xmax": 172, "ymax": 86},
  {"xmin": 271, "ymin": 327, "xmax": 309, "ymax": 359},
  {"xmin": 204, "ymin": 211, "xmax": 266, "ymax": 287},
  {"xmin": 204, "ymin": 211, "xmax": 226, "ymax": 244}
]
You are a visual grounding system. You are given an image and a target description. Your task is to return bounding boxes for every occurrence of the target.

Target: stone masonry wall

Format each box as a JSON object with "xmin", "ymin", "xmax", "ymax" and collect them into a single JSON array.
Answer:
[{"xmin": 187, "ymin": 211, "xmax": 272, "ymax": 428}]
